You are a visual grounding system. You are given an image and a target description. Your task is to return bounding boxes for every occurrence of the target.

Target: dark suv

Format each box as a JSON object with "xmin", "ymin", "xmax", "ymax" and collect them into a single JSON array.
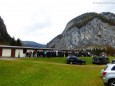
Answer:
[
  {"xmin": 112, "ymin": 59, "xmax": 115, "ymax": 64},
  {"xmin": 66, "ymin": 56, "xmax": 86, "ymax": 65},
  {"xmin": 92, "ymin": 56, "xmax": 109, "ymax": 64}
]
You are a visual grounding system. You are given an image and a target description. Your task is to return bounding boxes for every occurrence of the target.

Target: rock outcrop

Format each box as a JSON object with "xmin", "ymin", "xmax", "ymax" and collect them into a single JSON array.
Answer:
[{"xmin": 47, "ymin": 12, "xmax": 115, "ymax": 49}]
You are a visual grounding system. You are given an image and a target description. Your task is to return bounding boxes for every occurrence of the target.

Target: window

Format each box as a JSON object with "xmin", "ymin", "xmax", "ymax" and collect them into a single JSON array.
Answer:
[
  {"xmin": 111, "ymin": 66, "xmax": 115, "ymax": 70},
  {"xmin": 23, "ymin": 49, "xmax": 27, "ymax": 53}
]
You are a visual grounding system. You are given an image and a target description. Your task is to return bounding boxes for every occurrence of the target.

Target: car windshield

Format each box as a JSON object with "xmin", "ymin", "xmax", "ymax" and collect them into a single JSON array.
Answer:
[
  {"xmin": 71, "ymin": 58, "xmax": 77, "ymax": 60},
  {"xmin": 72, "ymin": 56, "xmax": 77, "ymax": 58}
]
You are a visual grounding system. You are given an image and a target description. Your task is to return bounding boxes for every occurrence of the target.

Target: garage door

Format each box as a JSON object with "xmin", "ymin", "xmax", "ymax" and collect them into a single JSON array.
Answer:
[{"xmin": 2, "ymin": 49, "xmax": 11, "ymax": 57}]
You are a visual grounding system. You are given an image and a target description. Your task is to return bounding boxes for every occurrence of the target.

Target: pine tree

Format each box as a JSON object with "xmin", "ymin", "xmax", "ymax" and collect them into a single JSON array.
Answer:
[
  {"xmin": 16, "ymin": 38, "xmax": 22, "ymax": 46},
  {"xmin": 10, "ymin": 37, "xmax": 16, "ymax": 46}
]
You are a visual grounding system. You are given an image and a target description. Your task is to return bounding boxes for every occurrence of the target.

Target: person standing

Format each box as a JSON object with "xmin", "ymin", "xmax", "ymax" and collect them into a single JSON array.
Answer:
[
  {"xmin": 18, "ymin": 52, "xmax": 20, "ymax": 58},
  {"xmin": 44, "ymin": 50, "xmax": 47, "ymax": 57}
]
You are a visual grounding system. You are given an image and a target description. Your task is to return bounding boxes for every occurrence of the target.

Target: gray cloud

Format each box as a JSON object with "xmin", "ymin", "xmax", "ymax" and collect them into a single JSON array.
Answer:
[
  {"xmin": 0, "ymin": 0, "xmax": 115, "ymax": 44},
  {"xmin": 24, "ymin": 20, "xmax": 52, "ymax": 33}
]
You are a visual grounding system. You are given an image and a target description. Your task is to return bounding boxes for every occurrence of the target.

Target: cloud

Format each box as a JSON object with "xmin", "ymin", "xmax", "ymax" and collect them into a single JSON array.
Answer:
[
  {"xmin": 0, "ymin": 0, "xmax": 115, "ymax": 44},
  {"xmin": 23, "ymin": 11, "xmax": 52, "ymax": 33}
]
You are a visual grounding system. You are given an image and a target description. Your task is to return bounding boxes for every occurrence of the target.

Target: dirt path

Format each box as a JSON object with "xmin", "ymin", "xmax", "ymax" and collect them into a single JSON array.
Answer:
[{"xmin": 0, "ymin": 57, "xmax": 18, "ymax": 60}]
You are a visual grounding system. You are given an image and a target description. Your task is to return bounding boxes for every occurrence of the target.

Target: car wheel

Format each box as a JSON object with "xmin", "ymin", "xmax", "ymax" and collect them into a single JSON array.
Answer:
[
  {"xmin": 84, "ymin": 62, "xmax": 86, "ymax": 65},
  {"xmin": 108, "ymin": 79, "xmax": 115, "ymax": 86},
  {"xmin": 70, "ymin": 61, "xmax": 73, "ymax": 64},
  {"xmin": 80, "ymin": 62, "xmax": 82, "ymax": 65}
]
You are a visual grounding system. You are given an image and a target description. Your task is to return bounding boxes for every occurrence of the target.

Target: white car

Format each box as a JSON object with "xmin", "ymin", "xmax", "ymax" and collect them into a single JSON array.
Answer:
[{"xmin": 101, "ymin": 64, "xmax": 115, "ymax": 86}]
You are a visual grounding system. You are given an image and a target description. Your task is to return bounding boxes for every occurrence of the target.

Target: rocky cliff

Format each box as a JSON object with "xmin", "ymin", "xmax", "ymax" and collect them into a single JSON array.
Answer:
[
  {"xmin": 47, "ymin": 12, "xmax": 115, "ymax": 49},
  {"xmin": 0, "ymin": 16, "xmax": 13, "ymax": 44}
]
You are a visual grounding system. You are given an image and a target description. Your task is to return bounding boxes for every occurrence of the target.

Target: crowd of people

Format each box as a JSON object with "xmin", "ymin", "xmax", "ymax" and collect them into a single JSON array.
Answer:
[{"xmin": 25, "ymin": 49, "xmax": 92, "ymax": 58}]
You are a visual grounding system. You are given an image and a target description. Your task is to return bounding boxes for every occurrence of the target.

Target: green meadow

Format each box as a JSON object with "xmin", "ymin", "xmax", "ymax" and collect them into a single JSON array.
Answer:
[{"xmin": 0, "ymin": 57, "xmax": 111, "ymax": 86}]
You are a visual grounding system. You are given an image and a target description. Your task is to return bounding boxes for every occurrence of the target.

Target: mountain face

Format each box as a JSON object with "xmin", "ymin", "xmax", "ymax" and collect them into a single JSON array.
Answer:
[
  {"xmin": 0, "ymin": 16, "xmax": 13, "ymax": 44},
  {"xmin": 22, "ymin": 41, "xmax": 46, "ymax": 48},
  {"xmin": 47, "ymin": 12, "xmax": 115, "ymax": 49}
]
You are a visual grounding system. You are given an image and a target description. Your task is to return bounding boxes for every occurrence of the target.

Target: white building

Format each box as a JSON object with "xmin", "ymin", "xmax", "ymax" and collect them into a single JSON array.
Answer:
[{"xmin": 0, "ymin": 45, "xmax": 52, "ymax": 58}]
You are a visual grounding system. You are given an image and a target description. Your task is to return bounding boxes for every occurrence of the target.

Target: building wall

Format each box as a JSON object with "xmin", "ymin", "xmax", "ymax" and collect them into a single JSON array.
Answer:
[
  {"xmin": 2, "ymin": 49, "xmax": 11, "ymax": 57},
  {"xmin": 0, "ymin": 46, "xmax": 52, "ymax": 57},
  {"xmin": 15, "ymin": 49, "xmax": 26, "ymax": 57},
  {"xmin": 27, "ymin": 49, "xmax": 34, "ymax": 52},
  {"xmin": 11, "ymin": 48, "xmax": 15, "ymax": 57},
  {"xmin": 1, "ymin": 48, "xmax": 35, "ymax": 58}
]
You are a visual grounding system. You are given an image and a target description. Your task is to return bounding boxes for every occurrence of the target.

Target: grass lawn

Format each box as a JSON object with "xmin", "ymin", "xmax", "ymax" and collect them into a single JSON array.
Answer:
[{"xmin": 0, "ymin": 57, "xmax": 108, "ymax": 86}]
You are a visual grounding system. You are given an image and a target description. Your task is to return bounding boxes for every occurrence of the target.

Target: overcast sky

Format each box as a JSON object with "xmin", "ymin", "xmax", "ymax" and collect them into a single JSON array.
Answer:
[{"xmin": 0, "ymin": 0, "xmax": 115, "ymax": 44}]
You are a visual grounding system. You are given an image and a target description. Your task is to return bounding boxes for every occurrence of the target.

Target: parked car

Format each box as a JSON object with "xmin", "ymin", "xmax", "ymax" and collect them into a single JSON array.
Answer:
[
  {"xmin": 112, "ymin": 59, "xmax": 115, "ymax": 64},
  {"xmin": 66, "ymin": 55, "xmax": 86, "ymax": 65},
  {"xmin": 101, "ymin": 64, "xmax": 115, "ymax": 86},
  {"xmin": 92, "ymin": 56, "xmax": 109, "ymax": 64}
]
